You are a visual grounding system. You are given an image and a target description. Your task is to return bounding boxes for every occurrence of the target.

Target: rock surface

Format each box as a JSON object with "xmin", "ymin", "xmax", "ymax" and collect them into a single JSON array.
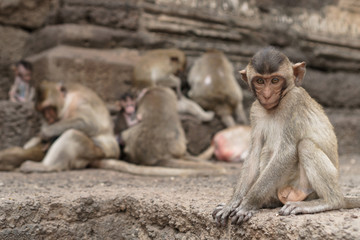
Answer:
[
  {"xmin": 0, "ymin": 155, "xmax": 359, "ymax": 239},
  {"xmin": 0, "ymin": 101, "xmax": 40, "ymax": 150}
]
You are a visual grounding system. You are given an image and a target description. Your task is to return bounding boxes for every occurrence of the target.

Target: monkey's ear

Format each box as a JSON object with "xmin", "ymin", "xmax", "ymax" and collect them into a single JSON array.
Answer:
[
  {"xmin": 239, "ymin": 69, "xmax": 248, "ymax": 84},
  {"xmin": 56, "ymin": 83, "xmax": 67, "ymax": 95},
  {"xmin": 293, "ymin": 62, "xmax": 306, "ymax": 87}
]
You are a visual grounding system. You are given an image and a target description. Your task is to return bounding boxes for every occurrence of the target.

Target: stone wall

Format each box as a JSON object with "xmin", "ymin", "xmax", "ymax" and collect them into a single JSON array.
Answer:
[{"xmin": 0, "ymin": 0, "xmax": 359, "ymax": 153}]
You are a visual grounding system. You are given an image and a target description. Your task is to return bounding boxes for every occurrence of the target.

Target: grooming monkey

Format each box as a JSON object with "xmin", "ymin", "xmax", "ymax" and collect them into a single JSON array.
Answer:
[
  {"xmin": 93, "ymin": 86, "xmax": 226, "ymax": 176},
  {"xmin": 213, "ymin": 47, "xmax": 360, "ymax": 226},
  {"xmin": 133, "ymin": 48, "xmax": 214, "ymax": 122},
  {"xmin": 18, "ymin": 81, "xmax": 120, "ymax": 172},
  {"xmin": 187, "ymin": 49, "xmax": 248, "ymax": 127}
]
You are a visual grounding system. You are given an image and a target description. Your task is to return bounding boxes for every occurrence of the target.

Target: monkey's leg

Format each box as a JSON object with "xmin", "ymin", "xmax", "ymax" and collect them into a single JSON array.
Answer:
[
  {"xmin": 0, "ymin": 145, "xmax": 45, "ymax": 171},
  {"xmin": 235, "ymin": 102, "xmax": 248, "ymax": 125},
  {"xmin": 230, "ymin": 147, "xmax": 296, "ymax": 225},
  {"xmin": 177, "ymin": 96, "xmax": 214, "ymax": 122},
  {"xmin": 20, "ymin": 129, "xmax": 104, "ymax": 172},
  {"xmin": 279, "ymin": 139, "xmax": 344, "ymax": 215}
]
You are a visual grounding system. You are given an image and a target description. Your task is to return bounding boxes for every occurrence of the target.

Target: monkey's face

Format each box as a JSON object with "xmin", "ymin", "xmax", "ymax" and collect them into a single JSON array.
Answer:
[
  {"xmin": 36, "ymin": 81, "xmax": 65, "ymax": 122},
  {"xmin": 17, "ymin": 64, "xmax": 32, "ymax": 83},
  {"xmin": 42, "ymin": 106, "xmax": 58, "ymax": 124},
  {"xmin": 121, "ymin": 97, "xmax": 136, "ymax": 115},
  {"xmin": 251, "ymin": 75, "xmax": 286, "ymax": 110}
]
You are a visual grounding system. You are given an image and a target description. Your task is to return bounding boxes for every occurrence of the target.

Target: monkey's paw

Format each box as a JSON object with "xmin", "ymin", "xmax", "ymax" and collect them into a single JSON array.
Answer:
[
  {"xmin": 279, "ymin": 201, "xmax": 306, "ymax": 215},
  {"xmin": 230, "ymin": 207, "xmax": 256, "ymax": 225},
  {"xmin": 19, "ymin": 161, "xmax": 49, "ymax": 173},
  {"xmin": 212, "ymin": 203, "xmax": 233, "ymax": 227},
  {"xmin": 19, "ymin": 161, "xmax": 37, "ymax": 173}
]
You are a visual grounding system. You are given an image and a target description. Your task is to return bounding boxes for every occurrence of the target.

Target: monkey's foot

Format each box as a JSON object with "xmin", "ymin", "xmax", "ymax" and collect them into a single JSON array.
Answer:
[
  {"xmin": 230, "ymin": 207, "xmax": 256, "ymax": 225},
  {"xmin": 19, "ymin": 161, "xmax": 52, "ymax": 173},
  {"xmin": 279, "ymin": 201, "xmax": 309, "ymax": 215},
  {"xmin": 212, "ymin": 203, "xmax": 233, "ymax": 227}
]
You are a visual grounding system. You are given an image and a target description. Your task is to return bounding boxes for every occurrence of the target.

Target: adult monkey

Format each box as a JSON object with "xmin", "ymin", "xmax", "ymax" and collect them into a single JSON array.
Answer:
[
  {"xmin": 213, "ymin": 47, "xmax": 360, "ymax": 226},
  {"xmin": 187, "ymin": 49, "xmax": 248, "ymax": 127},
  {"xmin": 93, "ymin": 86, "xmax": 226, "ymax": 176},
  {"xmin": 133, "ymin": 48, "xmax": 214, "ymax": 122},
  {"xmin": 19, "ymin": 81, "xmax": 120, "ymax": 172}
]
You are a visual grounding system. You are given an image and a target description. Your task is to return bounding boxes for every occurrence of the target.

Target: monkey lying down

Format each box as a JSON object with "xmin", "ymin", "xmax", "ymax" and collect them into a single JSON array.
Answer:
[
  {"xmin": 213, "ymin": 47, "xmax": 360, "ymax": 226},
  {"xmin": 0, "ymin": 82, "xmax": 224, "ymax": 176}
]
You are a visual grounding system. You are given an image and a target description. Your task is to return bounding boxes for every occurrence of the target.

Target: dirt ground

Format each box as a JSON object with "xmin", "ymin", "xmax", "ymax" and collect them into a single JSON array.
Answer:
[{"xmin": 0, "ymin": 154, "xmax": 359, "ymax": 239}]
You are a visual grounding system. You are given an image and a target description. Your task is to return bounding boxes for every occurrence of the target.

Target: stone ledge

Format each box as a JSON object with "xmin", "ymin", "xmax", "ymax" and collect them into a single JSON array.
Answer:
[{"xmin": 0, "ymin": 155, "xmax": 359, "ymax": 239}]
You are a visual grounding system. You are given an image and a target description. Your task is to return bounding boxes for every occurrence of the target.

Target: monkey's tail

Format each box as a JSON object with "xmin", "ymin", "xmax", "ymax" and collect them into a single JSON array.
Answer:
[
  {"xmin": 344, "ymin": 197, "xmax": 360, "ymax": 209},
  {"xmin": 91, "ymin": 159, "xmax": 225, "ymax": 177},
  {"xmin": 196, "ymin": 145, "xmax": 215, "ymax": 160}
]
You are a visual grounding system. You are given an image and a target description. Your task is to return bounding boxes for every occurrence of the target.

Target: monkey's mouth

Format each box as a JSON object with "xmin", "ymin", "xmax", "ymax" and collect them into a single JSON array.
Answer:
[{"xmin": 261, "ymin": 101, "xmax": 279, "ymax": 110}]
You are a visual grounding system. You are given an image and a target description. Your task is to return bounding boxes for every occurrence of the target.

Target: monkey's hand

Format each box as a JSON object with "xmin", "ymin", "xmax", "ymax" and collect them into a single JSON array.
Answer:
[
  {"xmin": 230, "ymin": 205, "xmax": 256, "ymax": 225},
  {"xmin": 212, "ymin": 203, "xmax": 236, "ymax": 227}
]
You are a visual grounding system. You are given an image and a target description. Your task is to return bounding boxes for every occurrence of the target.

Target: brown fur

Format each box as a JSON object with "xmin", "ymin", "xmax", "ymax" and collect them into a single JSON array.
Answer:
[{"xmin": 213, "ymin": 47, "xmax": 360, "ymax": 226}]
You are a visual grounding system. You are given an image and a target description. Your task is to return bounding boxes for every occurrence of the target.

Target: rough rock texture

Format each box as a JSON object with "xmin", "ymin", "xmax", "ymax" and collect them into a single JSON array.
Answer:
[
  {"xmin": 0, "ymin": 101, "xmax": 40, "ymax": 150},
  {"xmin": 27, "ymin": 46, "xmax": 140, "ymax": 102},
  {"xmin": 24, "ymin": 24, "xmax": 147, "ymax": 57},
  {"xmin": 327, "ymin": 109, "xmax": 360, "ymax": 155},
  {"xmin": 0, "ymin": 0, "xmax": 57, "ymax": 29},
  {"xmin": 0, "ymin": 155, "xmax": 359, "ymax": 239}
]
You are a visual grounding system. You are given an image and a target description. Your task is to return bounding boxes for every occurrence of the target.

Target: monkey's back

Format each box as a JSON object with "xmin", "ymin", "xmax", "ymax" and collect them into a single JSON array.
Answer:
[
  {"xmin": 123, "ymin": 87, "xmax": 187, "ymax": 166},
  {"xmin": 188, "ymin": 51, "xmax": 243, "ymax": 110}
]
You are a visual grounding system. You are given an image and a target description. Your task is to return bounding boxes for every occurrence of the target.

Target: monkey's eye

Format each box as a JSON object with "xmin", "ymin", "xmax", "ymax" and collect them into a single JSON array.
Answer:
[
  {"xmin": 271, "ymin": 78, "xmax": 280, "ymax": 84},
  {"xmin": 256, "ymin": 78, "xmax": 264, "ymax": 84}
]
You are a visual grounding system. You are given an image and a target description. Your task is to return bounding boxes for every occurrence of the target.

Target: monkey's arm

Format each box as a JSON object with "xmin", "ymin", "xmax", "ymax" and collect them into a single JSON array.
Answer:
[
  {"xmin": 40, "ymin": 118, "xmax": 89, "ymax": 139},
  {"xmin": 230, "ymin": 145, "xmax": 296, "ymax": 224},
  {"xmin": 213, "ymin": 137, "xmax": 261, "ymax": 226}
]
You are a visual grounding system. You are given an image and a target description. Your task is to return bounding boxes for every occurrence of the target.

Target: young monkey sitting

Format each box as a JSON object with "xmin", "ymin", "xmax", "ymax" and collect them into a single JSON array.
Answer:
[
  {"xmin": 9, "ymin": 60, "xmax": 35, "ymax": 103},
  {"xmin": 113, "ymin": 92, "xmax": 140, "ymax": 158},
  {"xmin": 213, "ymin": 47, "xmax": 360, "ymax": 226}
]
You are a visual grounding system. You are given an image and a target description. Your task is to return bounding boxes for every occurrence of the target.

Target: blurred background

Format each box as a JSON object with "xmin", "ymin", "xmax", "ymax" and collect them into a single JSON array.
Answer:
[{"xmin": 0, "ymin": 0, "xmax": 359, "ymax": 156}]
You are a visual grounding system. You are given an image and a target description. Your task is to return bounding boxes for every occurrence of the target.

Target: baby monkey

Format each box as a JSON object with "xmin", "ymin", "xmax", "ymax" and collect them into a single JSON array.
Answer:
[{"xmin": 213, "ymin": 47, "xmax": 360, "ymax": 226}]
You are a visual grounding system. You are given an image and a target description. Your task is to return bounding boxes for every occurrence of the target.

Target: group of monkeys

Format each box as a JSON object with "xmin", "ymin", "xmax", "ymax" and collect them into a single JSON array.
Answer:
[{"xmin": 1, "ymin": 47, "xmax": 359, "ymax": 225}]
